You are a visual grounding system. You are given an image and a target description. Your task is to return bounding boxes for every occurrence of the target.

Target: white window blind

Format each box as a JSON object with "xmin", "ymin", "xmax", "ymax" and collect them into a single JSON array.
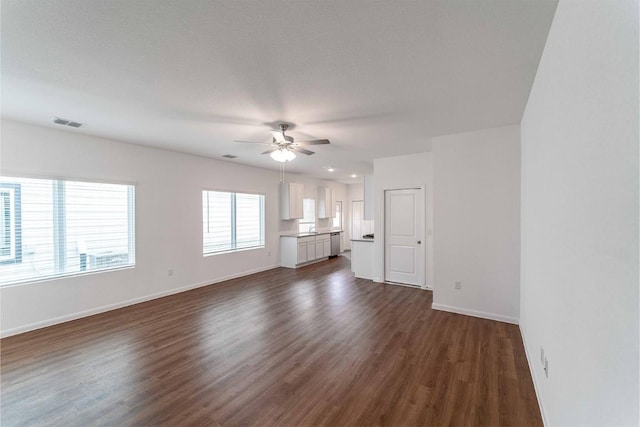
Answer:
[
  {"xmin": 333, "ymin": 201, "xmax": 342, "ymax": 230},
  {"xmin": 298, "ymin": 198, "xmax": 316, "ymax": 233},
  {"xmin": 0, "ymin": 176, "xmax": 135, "ymax": 286},
  {"xmin": 203, "ymin": 190, "xmax": 264, "ymax": 255},
  {"xmin": 0, "ymin": 184, "xmax": 20, "ymax": 263}
]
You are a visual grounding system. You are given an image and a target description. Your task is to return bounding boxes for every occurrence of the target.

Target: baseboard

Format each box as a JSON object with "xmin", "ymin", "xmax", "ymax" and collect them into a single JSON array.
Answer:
[
  {"xmin": 519, "ymin": 322, "xmax": 549, "ymax": 427},
  {"xmin": 0, "ymin": 265, "xmax": 279, "ymax": 338},
  {"xmin": 431, "ymin": 303, "xmax": 519, "ymax": 325}
]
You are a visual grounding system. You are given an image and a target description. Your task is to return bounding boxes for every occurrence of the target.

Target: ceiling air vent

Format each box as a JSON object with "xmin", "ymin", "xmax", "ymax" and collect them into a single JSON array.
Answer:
[
  {"xmin": 53, "ymin": 117, "xmax": 84, "ymax": 128},
  {"xmin": 222, "ymin": 154, "xmax": 238, "ymax": 159},
  {"xmin": 53, "ymin": 117, "xmax": 70, "ymax": 125}
]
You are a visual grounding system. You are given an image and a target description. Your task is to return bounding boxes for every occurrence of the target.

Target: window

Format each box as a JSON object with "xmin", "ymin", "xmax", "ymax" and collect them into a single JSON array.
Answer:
[
  {"xmin": 0, "ymin": 184, "xmax": 22, "ymax": 264},
  {"xmin": 332, "ymin": 201, "xmax": 342, "ymax": 230},
  {"xmin": 0, "ymin": 177, "xmax": 135, "ymax": 286},
  {"xmin": 298, "ymin": 198, "xmax": 316, "ymax": 233},
  {"xmin": 203, "ymin": 190, "xmax": 265, "ymax": 255}
]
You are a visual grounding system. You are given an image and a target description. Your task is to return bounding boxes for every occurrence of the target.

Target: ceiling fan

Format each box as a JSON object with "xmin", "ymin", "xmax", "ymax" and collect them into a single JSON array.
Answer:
[{"xmin": 234, "ymin": 124, "xmax": 330, "ymax": 162}]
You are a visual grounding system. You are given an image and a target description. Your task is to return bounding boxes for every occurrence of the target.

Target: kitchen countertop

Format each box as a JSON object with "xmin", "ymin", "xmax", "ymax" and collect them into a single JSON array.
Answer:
[{"xmin": 281, "ymin": 230, "xmax": 343, "ymax": 237}]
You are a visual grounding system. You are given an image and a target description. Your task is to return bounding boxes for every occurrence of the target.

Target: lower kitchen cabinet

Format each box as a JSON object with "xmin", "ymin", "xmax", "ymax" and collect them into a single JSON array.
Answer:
[
  {"xmin": 281, "ymin": 233, "xmax": 334, "ymax": 268},
  {"xmin": 297, "ymin": 241, "xmax": 308, "ymax": 264}
]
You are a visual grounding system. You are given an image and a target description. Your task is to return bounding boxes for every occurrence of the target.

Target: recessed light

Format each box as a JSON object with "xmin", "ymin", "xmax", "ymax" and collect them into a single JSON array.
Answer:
[
  {"xmin": 351, "ymin": 174, "xmax": 357, "ymax": 178},
  {"xmin": 327, "ymin": 167, "xmax": 335, "ymax": 172}
]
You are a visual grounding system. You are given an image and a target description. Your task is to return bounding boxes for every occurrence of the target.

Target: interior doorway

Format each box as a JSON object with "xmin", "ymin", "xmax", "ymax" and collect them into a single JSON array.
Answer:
[{"xmin": 384, "ymin": 188, "xmax": 425, "ymax": 287}]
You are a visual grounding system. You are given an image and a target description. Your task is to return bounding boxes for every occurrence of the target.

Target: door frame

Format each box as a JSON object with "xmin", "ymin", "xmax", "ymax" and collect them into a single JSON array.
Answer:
[{"xmin": 382, "ymin": 185, "xmax": 426, "ymax": 289}]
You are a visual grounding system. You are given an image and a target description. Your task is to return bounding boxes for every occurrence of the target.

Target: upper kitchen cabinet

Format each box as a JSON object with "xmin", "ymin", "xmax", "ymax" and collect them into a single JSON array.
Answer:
[
  {"xmin": 280, "ymin": 182, "xmax": 304, "ymax": 220},
  {"xmin": 317, "ymin": 186, "xmax": 335, "ymax": 218}
]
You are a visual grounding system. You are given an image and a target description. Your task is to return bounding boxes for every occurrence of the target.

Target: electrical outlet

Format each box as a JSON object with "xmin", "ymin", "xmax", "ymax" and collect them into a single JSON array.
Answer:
[
  {"xmin": 540, "ymin": 346, "xmax": 544, "ymax": 364},
  {"xmin": 168, "ymin": 269, "xmax": 174, "ymax": 277},
  {"xmin": 544, "ymin": 358, "xmax": 549, "ymax": 378},
  {"xmin": 454, "ymin": 281, "xmax": 462, "ymax": 290}
]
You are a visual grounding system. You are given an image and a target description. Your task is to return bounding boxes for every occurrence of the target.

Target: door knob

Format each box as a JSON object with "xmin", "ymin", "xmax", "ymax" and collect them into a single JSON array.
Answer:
[{"xmin": 417, "ymin": 240, "xmax": 421, "ymax": 244}]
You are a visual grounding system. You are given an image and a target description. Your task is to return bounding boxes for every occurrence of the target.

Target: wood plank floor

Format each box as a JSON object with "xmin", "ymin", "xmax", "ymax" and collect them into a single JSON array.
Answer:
[{"xmin": 1, "ymin": 257, "xmax": 542, "ymax": 426}]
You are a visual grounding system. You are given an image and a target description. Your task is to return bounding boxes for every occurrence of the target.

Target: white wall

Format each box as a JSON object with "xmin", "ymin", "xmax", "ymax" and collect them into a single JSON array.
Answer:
[
  {"xmin": 520, "ymin": 1, "xmax": 639, "ymax": 426},
  {"xmin": 373, "ymin": 152, "xmax": 433, "ymax": 288},
  {"xmin": 432, "ymin": 125, "xmax": 520, "ymax": 323},
  {"xmin": 0, "ymin": 120, "xmax": 343, "ymax": 336}
]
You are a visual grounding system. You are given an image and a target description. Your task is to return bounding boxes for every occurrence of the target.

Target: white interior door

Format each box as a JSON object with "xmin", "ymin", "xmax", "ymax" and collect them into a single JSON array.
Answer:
[{"xmin": 385, "ymin": 188, "xmax": 424, "ymax": 286}]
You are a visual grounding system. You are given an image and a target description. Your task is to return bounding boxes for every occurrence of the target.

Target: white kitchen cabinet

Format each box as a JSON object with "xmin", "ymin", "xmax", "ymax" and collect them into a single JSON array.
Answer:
[
  {"xmin": 363, "ymin": 175, "xmax": 374, "ymax": 220},
  {"xmin": 317, "ymin": 186, "xmax": 335, "ymax": 218},
  {"xmin": 299, "ymin": 235, "xmax": 315, "ymax": 263},
  {"xmin": 280, "ymin": 233, "xmax": 337, "ymax": 268},
  {"xmin": 280, "ymin": 182, "xmax": 304, "ymax": 220},
  {"xmin": 306, "ymin": 240, "xmax": 316, "ymax": 261},
  {"xmin": 316, "ymin": 234, "xmax": 331, "ymax": 258},
  {"xmin": 297, "ymin": 241, "xmax": 307, "ymax": 264}
]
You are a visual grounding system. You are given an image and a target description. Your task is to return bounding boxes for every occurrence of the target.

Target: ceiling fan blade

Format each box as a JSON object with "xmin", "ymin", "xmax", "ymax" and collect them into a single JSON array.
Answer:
[
  {"xmin": 295, "ymin": 139, "xmax": 330, "ymax": 145},
  {"xmin": 291, "ymin": 146, "xmax": 315, "ymax": 155},
  {"xmin": 270, "ymin": 130, "xmax": 286, "ymax": 142},
  {"xmin": 234, "ymin": 140, "xmax": 271, "ymax": 145},
  {"xmin": 261, "ymin": 147, "xmax": 280, "ymax": 154}
]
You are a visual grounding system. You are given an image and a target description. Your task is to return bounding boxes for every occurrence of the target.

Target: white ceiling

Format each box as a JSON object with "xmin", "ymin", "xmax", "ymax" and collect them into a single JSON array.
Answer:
[{"xmin": 1, "ymin": 0, "xmax": 557, "ymax": 182}]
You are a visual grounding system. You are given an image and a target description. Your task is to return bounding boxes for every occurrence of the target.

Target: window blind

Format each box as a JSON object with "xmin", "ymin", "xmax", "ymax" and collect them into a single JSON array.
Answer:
[
  {"xmin": 333, "ymin": 201, "xmax": 342, "ymax": 229},
  {"xmin": 202, "ymin": 190, "xmax": 264, "ymax": 255},
  {"xmin": 298, "ymin": 198, "xmax": 316, "ymax": 233},
  {"xmin": 0, "ymin": 176, "xmax": 135, "ymax": 286}
]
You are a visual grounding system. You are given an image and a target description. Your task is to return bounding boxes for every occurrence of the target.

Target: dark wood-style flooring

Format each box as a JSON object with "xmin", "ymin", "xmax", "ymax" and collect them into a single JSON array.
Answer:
[{"xmin": 1, "ymin": 256, "xmax": 541, "ymax": 426}]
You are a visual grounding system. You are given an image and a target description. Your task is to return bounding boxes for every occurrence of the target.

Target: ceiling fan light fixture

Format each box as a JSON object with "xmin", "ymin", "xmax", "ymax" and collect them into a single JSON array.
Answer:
[{"xmin": 270, "ymin": 147, "xmax": 296, "ymax": 162}]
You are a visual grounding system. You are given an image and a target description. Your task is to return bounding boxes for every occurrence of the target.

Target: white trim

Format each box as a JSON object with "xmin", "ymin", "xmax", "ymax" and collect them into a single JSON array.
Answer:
[
  {"xmin": 431, "ymin": 303, "xmax": 519, "ymax": 325},
  {"xmin": 381, "ymin": 184, "xmax": 427, "ymax": 287},
  {"xmin": 519, "ymin": 322, "xmax": 549, "ymax": 427},
  {"xmin": 0, "ymin": 264, "xmax": 278, "ymax": 338},
  {"xmin": 382, "ymin": 281, "xmax": 431, "ymax": 291}
]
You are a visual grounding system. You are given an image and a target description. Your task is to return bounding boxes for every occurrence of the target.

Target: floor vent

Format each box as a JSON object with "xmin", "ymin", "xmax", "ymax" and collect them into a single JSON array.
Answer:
[{"xmin": 222, "ymin": 154, "xmax": 238, "ymax": 159}]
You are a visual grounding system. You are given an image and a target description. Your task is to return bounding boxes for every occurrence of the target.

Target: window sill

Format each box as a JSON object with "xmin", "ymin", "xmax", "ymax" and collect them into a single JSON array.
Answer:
[{"xmin": 203, "ymin": 245, "xmax": 265, "ymax": 257}]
